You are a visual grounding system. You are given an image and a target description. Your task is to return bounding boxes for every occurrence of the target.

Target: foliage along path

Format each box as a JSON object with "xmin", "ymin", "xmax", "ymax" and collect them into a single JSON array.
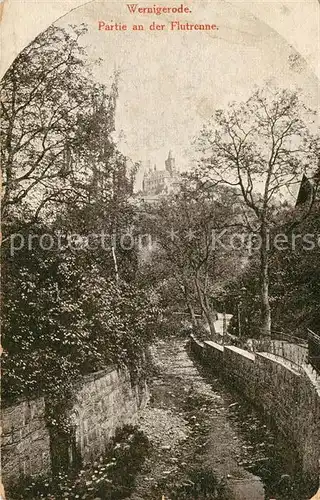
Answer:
[{"xmin": 128, "ymin": 339, "xmax": 311, "ymax": 500}]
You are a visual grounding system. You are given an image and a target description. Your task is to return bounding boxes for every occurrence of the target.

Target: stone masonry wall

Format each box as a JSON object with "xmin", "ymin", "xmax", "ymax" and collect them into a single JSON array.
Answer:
[
  {"xmin": 70, "ymin": 366, "xmax": 149, "ymax": 464},
  {"xmin": 189, "ymin": 335, "xmax": 320, "ymax": 486},
  {"xmin": 2, "ymin": 398, "xmax": 51, "ymax": 486},
  {"xmin": 254, "ymin": 353, "xmax": 320, "ymax": 483},
  {"xmin": 1, "ymin": 366, "xmax": 148, "ymax": 487},
  {"xmin": 223, "ymin": 346, "xmax": 256, "ymax": 401},
  {"xmin": 202, "ymin": 341, "xmax": 224, "ymax": 374}
]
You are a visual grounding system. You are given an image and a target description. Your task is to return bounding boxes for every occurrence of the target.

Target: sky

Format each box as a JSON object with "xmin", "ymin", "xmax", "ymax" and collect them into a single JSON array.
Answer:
[{"xmin": 56, "ymin": 0, "xmax": 319, "ymax": 189}]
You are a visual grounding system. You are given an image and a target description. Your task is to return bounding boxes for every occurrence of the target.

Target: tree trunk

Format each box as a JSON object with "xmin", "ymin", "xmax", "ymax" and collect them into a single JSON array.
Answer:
[
  {"xmin": 260, "ymin": 224, "xmax": 271, "ymax": 337},
  {"xmin": 205, "ymin": 309, "xmax": 217, "ymax": 337},
  {"xmin": 179, "ymin": 282, "xmax": 198, "ymax": 329},
  {"xmin": 204, "ymin": 292, "xmax": 218, "ymax": 337},
  {"xmin": 194, "ymin": 276, "xmax": 216, "ymax": 336},
  {"xmin": 187, "ymin": 302, "xmax": 198, "ymax": 329}
]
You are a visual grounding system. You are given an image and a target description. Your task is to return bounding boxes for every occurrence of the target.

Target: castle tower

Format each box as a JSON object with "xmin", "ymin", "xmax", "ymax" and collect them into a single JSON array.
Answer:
[{"xmin": 165, "ymin": 150, "xmax": 176, "ymax": 175}]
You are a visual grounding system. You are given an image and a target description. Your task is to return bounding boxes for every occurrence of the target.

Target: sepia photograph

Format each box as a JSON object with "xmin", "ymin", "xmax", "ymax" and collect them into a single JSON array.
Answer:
[{"xmin": 1, "ymin": 1, "xmax": 319, "ymax": 499}]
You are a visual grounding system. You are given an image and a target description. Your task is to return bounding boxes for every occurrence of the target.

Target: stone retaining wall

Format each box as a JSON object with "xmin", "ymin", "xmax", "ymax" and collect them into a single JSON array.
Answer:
[
  {"xmin": 70, "ymin": 367, "xmax": 149, "ymax": 465},
  {"xmin": 203, "ymin": 340, "xmax": 224, "ymax": 373},
  {"xmin": 189, "ymin": 335, "xmax": 320, "ymax": 487},
  {"xmin": 1, "ymin": 398, "xmax": 51, "ymax": 483},
  {"xmin": 223, "ymin": 345, "xmax": 256, "ymax": 401},
  {"xmin": 2, "ymin": 367, "xmax": 148, "ymax": 487}
]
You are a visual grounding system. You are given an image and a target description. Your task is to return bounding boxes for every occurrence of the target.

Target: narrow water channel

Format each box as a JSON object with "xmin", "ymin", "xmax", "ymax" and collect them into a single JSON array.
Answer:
[{"xmin": 129, "ymin": 339, "xmax": 313, "ymax": 500}]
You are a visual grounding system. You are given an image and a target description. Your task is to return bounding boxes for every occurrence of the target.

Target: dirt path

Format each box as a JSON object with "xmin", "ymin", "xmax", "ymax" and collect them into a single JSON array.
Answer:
[
  {"xmin": 128, "ymin": 339, "xmax": 312, "ymax": 500},
  {"xmin": 128, "ymin": 340, "xmax": 268, "ymax": 499}
]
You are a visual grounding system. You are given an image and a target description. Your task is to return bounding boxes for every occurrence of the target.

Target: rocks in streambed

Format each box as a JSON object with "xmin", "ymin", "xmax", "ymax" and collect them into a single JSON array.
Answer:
[{"xmin": 137, "ymin": 407, "xmax": 189, "ymax": 449}]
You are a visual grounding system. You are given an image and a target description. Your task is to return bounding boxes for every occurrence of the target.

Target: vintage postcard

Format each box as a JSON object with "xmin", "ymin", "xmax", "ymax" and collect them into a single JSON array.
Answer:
[{"xmin": 1, "ymin": 0, "xmax": 319, "ymax": 499}]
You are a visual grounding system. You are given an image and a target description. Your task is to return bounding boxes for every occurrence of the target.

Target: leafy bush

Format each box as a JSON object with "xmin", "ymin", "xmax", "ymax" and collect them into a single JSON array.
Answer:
[
  {"xmin": 9, "ymin": 425, "xmax": 150, "ymax": 499},
  {"xmin": 1, "ymin": 220, "xmax": 158, "ymax": 405},
  {"xmin": 156, "ymin": 468, "xmax": 227, "ymax": 500}
]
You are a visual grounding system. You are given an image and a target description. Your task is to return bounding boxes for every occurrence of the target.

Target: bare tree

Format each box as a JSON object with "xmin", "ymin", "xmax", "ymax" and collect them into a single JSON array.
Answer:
[{"xmin": 196, "ymin": 86, "xmax": 319, "ymax": 336}]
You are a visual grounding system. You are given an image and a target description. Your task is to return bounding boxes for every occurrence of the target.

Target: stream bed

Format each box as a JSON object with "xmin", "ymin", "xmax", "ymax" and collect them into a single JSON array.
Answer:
[{"xmin": 128, "ymin": 339, "xmax": 314, "ymax": 500}]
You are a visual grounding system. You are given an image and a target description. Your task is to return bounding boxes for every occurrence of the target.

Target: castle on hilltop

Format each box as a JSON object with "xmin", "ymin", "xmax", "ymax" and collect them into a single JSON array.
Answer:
[{"xmin": 142, "ymin": 151, "xmax": 180, "ymax": 196}]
